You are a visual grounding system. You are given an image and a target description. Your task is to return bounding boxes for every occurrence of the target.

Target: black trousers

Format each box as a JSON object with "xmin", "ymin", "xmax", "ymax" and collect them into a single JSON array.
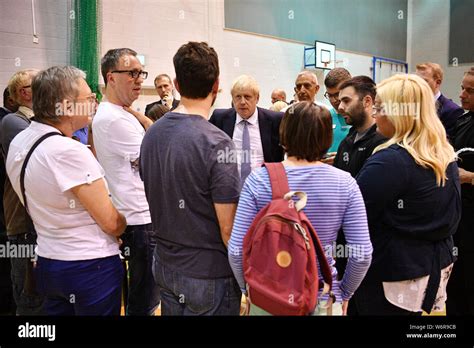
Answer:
[{"xmin": 446, "ymin": 207, "xmax": 474, "ymax": 315}]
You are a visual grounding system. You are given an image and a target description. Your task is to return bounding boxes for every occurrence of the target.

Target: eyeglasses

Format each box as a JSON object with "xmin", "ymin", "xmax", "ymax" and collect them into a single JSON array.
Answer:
[
  {"xmin": 372, "ymin": 105, "xmax": 385, "ymax": 116},
  {"xmin": 111, "ymin": 70, "xmax": 148, "ymax": 80},
  {"xmin": 324, "ymin": 91, "xmax": 339, "ymax": 101},
  {"xmin": 76, "ymin": 93, "xmax": 97, "ymax": 103}
]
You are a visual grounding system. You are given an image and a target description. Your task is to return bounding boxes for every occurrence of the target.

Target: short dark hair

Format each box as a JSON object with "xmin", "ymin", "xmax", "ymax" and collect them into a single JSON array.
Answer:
[
  {"xmin": 154, "ymin": 74, "xmax": 172, "ymax": 86},
  {"xmin": 101, "ymin": 48, "xmax": 137, "ymax": 86},
  {"xmin": 173, "ymin": 42, "xmax": 219, "ymax": 99},
  {"xmin": 147, "ymin": 103, "xmax": 170, "ymax": 122},
  {"xmin": 339, "ymin": 75, "xmax": 376, "ymax": 101},
  {"xmin": 280, "ymin": 102, "xmax": 332, "ymax": 162},
  {"xmin": 324, "ymin": 68, "xmax": 351, "ymax": 88}
]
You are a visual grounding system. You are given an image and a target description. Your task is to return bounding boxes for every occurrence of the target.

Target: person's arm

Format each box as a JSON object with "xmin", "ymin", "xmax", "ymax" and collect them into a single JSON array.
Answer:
[
  {"xmin": 459, "ymin": 167, "xmax": 474, "ymax": 184},
  {"xmin": 53, "ymin": 143, "xmax": 126, "ymax": 237},
  {"xmin": 123, "ymin": 106, "xmax": 153, "ymax": 130},
  {"xmin": 214, "ymin": 203, "xmax": 237, "ymax": 246},
  {"xmin": 228, "ymin": 174, "xmax": 260, "ymax": 293},
  {"xmin": 71, "ymin": 178, "xmax": 126, "ymax": 237},
  {"xmin": 339, "ymin": 177, "xmax": 373, "ymax": 304}
]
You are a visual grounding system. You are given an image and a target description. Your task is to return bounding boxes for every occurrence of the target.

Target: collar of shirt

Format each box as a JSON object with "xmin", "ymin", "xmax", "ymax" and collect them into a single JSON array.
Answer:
[
  {"xmin": 30, "ymin": 120, "xmax": 59, "ymax": 132},
  {"xmin": 235, "ymin": 108, "xmax": 258, "ymax": 125},
  {"xmin": 18, "ymin": 106, "xmax": 34, "ymax": 119},
  {"xmin": 434, "ymin": 91, "xmax": 441, "ymax": 100}
]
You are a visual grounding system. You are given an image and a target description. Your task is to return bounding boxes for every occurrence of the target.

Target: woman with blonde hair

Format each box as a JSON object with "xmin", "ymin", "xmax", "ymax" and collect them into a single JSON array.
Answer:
[{"xmin": 352, "ymin": 74, "xmax": 461, "ymax": 315}]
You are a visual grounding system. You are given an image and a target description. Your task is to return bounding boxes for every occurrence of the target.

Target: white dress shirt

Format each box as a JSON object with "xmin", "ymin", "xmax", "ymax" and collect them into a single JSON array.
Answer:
[
  {"xmin": 232, "ymin": 109, "xmax": 264, "ymax": 174},
  {"xmin": 92, "ymin": 102, "xmax": 151, "ymax": 225}
]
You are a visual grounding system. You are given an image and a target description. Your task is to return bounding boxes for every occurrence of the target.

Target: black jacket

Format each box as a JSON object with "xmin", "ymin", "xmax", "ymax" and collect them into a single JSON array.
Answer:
[
  {"xmin": 209, "ymin": 107, "xmax": 284, "ymax": 163},
  {"xmin": 437, "ymin": 94, "xmax": 464, "ymax": 141},
  {"xmin": 333, "ymin": 123, "xmax": 387, "ymax": 177},
  {"xmin": 145, "ymin": 98, "xmax": 180, "ymax": 116}
]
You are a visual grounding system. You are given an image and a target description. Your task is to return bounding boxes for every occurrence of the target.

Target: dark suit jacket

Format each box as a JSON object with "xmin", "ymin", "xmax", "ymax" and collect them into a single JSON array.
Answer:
[
  {"xmin": 209, "ymin": 107, "xmax": 284, "ymax": 163},
  {"xmin": 145, "ymin": 98, "xmax": 180, "ymax": 116},
  {"xmin": 437, "ymin": 94, "xmax": 464, "ymax": 141}
]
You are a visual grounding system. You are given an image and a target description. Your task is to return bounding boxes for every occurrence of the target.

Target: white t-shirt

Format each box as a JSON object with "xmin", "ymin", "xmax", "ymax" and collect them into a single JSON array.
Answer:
[
  {"xmin": 6, "ymin": 121, "xmax": 120, "ymax": 261},
  {"xmin": 92, "ymin": 101, "xmax": 151, "ymax": 225}
]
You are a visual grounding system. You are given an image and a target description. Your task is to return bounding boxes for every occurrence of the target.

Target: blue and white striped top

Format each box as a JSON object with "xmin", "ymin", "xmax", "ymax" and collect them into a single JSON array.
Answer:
[{"xmin": 228, "ymin": 164, "xmax": 373, "ymax": 302}]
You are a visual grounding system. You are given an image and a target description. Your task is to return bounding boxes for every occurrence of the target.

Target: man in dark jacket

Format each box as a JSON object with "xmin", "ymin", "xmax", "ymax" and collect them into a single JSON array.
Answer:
[{"xmin": 416, "ymin": 62, "xmax": 464, "ymax": 141}]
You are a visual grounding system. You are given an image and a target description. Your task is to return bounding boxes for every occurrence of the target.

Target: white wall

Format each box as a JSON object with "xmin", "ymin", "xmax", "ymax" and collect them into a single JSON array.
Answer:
[
  {"xmin": 101, "ymin": 0, "xmax": 375, "ymax": 113},
  {"xmin": 407, "ymin": 0, "xmax": 469, "ymax": 103},
  {"xmin": 0, "ymin": 0, "xmax": 69, "ymax": 98},
  {"xmin": 0, "ymin": 0, "xmax": 420, "ymax": 113}
]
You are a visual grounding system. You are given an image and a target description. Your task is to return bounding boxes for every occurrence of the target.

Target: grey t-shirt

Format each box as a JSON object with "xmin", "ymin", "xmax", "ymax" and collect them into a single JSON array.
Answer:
[{"xmin": 140, "ymin": 112, "xmax": 240, "ymax": 279}]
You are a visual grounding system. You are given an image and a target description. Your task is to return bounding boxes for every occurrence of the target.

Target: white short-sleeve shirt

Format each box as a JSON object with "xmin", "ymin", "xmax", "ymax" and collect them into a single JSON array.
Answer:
[
  {"xmin": 6, "ymin": 121, "xmax": 120, "ymax": 261},
  {"xmin": 92, "ymin": 101, "xmax": 151, "ymax": 225}
]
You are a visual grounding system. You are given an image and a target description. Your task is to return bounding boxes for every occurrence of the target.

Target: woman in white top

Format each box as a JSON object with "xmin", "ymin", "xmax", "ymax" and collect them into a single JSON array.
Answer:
[{"xmin": 6, "ymin": 66, "xmax": 126, "ymax": 315}]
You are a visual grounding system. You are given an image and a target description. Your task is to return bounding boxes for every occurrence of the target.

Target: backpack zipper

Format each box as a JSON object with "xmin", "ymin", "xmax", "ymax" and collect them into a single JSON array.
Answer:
[
  {"xmin": 294, "ymin": 223, "xmax": 311, "ymax": 250},
  {"xmin": 252, "ymin": 215, "xmax": 311, "ymax": 250}
]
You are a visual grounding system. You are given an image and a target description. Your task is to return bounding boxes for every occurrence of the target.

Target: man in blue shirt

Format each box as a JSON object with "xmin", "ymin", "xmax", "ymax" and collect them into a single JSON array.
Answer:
[
  {"xmin": 140, "ymin": 42, "xmax": 241, "ymax": 315},
  {"xmin": 323, "ymin": 68, "xmax": 352, "ymax": 164}
]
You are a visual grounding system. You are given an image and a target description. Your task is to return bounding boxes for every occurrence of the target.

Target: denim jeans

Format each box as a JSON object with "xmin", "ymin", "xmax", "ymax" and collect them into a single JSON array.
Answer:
[
  {"xmin": 121, "ymin": 223, "xmax": 160, "ymax": 315},
  {"xmin": 8, "ymin": 232, "xmax": 43, "ymax": 315},
  {"xmin": 35, "ymin": 255, "xmax": 123, "ymax": 316},
  {"xmin": 153, "ymin": 252, "xmax": 241, "ymax": 316}
]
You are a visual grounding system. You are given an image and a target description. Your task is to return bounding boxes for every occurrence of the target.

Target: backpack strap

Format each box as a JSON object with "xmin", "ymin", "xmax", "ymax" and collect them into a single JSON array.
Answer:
[
  {"xmin": 20, "ymin": 132, "xmax": 62, "ymax": 213},
  {"xmin": 263, "ymin": 162, "xmax": 290, "ymax": 199},
  {"xmin": 305, "ymin": 219, "xmax": 333, "ymax": 289}
]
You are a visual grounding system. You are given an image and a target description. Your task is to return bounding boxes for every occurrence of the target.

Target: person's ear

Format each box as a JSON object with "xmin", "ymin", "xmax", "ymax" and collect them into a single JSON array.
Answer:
[
  {"xmin": 212, "ymin": 78, "xmax": 219, "ymax": 94},
  {"xmin": 174, "ymin": 78, "xmax": 181, "ymax": 94},
  {"xmin": 106, "ymin": 72, "xmax": 115, "ymax": 86},
  {"xmin": 256, "ymin": 93, "xmax": 260, "ymax": 104},
  {"xmin": 59, "ymin": 99, "xmax": 74, "ymax": 117},
  {"xmin": 364, "ymin": 95, "xmax": 373, "ymax": 109}
]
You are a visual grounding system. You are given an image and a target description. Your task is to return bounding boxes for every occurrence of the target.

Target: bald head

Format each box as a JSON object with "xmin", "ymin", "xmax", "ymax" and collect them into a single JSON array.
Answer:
[
  {"xmin": 271, "ymin": 88, "xmax": 286, "ymax": 104},
  {"xmin": 294, "ymin": 71, "xmax": 320, "ymax": 102}
]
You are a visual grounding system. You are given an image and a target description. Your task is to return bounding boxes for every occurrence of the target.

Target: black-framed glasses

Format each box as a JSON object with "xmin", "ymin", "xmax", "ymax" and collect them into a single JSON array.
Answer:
[
  {"xmin": 111, "ymin": 70, "xmax": 148, "ymax": 79},
  {"xmin": 324, "ymin": 91, "xmax": 339, "ymax": 100}
]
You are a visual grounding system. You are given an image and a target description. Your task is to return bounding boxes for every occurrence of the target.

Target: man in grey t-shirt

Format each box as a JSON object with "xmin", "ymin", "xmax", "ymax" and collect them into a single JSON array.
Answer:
[{"xmin": 140, "ymin": 42, "xmax": 241, "ymax": 315}]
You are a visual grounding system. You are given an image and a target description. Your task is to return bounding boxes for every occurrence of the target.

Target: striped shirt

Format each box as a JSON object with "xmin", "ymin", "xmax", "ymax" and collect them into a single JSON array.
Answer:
[{"xmin": 228, "ymin": 164, "xmax": 373, "ymax": 302}]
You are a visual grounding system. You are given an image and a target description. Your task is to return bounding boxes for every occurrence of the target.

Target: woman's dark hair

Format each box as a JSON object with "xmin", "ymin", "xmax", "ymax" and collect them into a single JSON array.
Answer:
[{"xmin": 279, "ymin": 102, "xmax": 332, "ymax": 162}]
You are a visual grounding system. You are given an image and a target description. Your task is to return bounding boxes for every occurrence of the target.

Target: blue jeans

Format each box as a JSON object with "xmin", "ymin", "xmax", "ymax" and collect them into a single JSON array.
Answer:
[
  {"xmin": 153, "ymin": 252, "xmax": 241, "ymax": 316},
  {"xmin": 8, "ymin": 232, "xmax": 44, "ymax": 315},
  {"xmin": 35, "ymin": 255, "xmax": 123, "ymax": 316},
  {"xmin": 121, "ymin": 223, "xmax": 160, "ymax": 315}
]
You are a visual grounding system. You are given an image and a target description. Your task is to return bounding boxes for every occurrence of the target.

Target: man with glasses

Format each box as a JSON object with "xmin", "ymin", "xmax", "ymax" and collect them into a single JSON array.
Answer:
[
  {"xmin": 324, "ymin": 68, "xmax": 352, "ymax": 158},
  {"xmin": 292, "ymin": 70, "xmax": 328, "ymax": 107},
  {"xmin": 92, "ymin": 48, "xmax": 159, "ymax": 316},
  {"xmin": 0, "ymin": 69, "xmax": 44, "ymax": 315}
]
